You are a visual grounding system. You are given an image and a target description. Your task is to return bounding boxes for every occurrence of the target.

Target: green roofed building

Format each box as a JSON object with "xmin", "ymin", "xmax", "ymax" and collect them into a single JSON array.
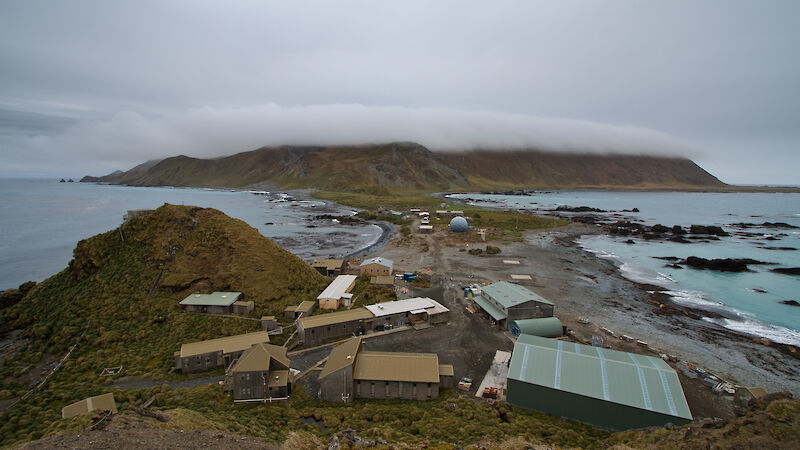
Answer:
[
  {"xmin": 473, "ymin": 281, "xmax": 554, "ymax": 329},
  {"xmin": 510, "ymin": 317, "xmax": 564, "ymax": 337},
  {"xmin": 179, "ymin": 291, "xmax": 243, "ymax": 315},
  {"xmin": 507, "ymin": 335, "xmax": 692, "ymax": 430}
]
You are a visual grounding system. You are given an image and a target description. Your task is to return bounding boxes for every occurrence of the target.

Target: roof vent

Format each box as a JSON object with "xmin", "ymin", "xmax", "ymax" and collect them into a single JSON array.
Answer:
[
  {"xmin": 346, "ymin": 355, "xmax": 352, "ymax": 359},
  {"xmin": 221, "ymin": 295, "xmax": 227, "ymax": 298},
  {"xmin": 275, "ymin": 375, "xmax": 279, "ymax": 380}
]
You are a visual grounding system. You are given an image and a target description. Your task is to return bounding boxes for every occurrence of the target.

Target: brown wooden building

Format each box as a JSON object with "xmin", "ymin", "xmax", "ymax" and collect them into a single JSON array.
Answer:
[
  {"xmin": 174, "ymin": 331, "xmax": 269, "ymax": 373},
  {"xmin": 358, "ymin": 257, "xmax": 393, "ymax": 277},
  {"xmin": 318, "ymin": 338, "xmax": 454, "ymax": 402},
  {"xmin": 312, "ymin": 259, "xmax": 346, "ymax": 277},
  {"xmin": 231, "ymin": 343, "xmax": 292, "ymax": 403}
]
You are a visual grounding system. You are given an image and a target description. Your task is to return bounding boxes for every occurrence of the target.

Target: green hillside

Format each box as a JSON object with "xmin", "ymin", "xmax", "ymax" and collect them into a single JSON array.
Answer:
[
  {"xmin": 2, "ymin": 204, "xmax": 326, "ymax": 376},
  {"xmin": 82, "ymin": 142, "xmax": 726, "ymax": 193},
  {"xmin": 0, "ymin": 204, "xmax": 328, "ymax": 444}
]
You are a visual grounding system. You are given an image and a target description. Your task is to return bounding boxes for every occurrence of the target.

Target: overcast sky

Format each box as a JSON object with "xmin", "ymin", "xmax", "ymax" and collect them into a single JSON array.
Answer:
[{"xmin": 1, "ymin": 1, "xmax": 798, "ymax": 184}]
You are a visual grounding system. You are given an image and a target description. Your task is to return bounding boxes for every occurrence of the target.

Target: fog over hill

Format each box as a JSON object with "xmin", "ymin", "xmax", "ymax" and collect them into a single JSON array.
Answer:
[{"xmin": 83, "ymin": 141, "xmax": 724, "ymax": 192}]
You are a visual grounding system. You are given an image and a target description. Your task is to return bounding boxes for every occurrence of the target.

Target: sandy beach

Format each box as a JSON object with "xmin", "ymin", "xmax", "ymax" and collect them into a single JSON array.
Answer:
[{"xmin": 366, "ymin": 218, "xmax": 800, "ymax": 418}]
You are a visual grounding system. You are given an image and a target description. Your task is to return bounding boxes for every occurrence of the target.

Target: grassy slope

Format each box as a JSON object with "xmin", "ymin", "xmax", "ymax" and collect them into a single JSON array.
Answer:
[
  {"xmin": 84, "ymin": 142, "xmax": 727, "ymax": 193},
  {"xmin": 606, "ymin": 394, "xmax": 800, "ymax": 449},
  {"xmin": 0, "ymin": 205, "xmax": 328, "ymax": 445},
  {"xmin": 439, "ymin": 150, "xmax": 725, "ymax": 190}
]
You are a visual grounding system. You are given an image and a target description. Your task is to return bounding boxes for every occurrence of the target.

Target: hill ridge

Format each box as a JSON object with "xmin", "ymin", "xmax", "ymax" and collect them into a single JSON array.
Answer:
[{"xmin": 81, "ymin": 142, "xmax": 725, "ymax": 191}]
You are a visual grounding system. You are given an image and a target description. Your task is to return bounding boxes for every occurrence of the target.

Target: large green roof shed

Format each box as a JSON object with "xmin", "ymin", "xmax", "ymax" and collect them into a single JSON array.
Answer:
[{"xmin": 507, "ymin": 334, "xmax": 692, "ymax": 430}]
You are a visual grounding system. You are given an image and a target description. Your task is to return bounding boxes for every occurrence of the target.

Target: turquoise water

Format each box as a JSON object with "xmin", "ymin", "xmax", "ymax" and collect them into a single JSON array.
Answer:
[
  {"xmin": 449, "ymin": 191, "xmax": 800, "ymax": 345},
  {"xmin": 0, "ymin": 179, "xmax": 381, "ymax": 290}
]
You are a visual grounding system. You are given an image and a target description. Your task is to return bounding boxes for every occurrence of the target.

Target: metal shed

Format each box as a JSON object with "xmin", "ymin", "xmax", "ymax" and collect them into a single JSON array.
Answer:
[
  {"xmin": 510, "ymin": 317, "xmax": 564, "ymax": 337},
  {"xmin": 507, "ymin": 334, "xmax": 692, "ymax": 430}
]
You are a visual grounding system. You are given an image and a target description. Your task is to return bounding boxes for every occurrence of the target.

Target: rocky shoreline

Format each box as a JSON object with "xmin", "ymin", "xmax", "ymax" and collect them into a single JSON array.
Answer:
[{"xmin": 533, "ymin": 227, "xmax": 800, "ymax": 396}]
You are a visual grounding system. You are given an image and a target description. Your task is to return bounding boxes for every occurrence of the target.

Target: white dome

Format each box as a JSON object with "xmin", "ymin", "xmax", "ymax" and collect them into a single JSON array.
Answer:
[{"xmin": 449, "ymin": 216, "xmax": 468, "ymax": 232}]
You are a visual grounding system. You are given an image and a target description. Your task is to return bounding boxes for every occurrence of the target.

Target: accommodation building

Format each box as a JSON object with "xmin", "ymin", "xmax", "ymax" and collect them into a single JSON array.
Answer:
[
  {"xmin": 317, "ymin": 275, "xmax": 358, "ymax": 310},
  {"xmin": 472, "ymin": 282, "xmax": 554, "ymax": 329},
  {"xmin": 364, "ymin": 297, "xmax": 449, "ymax": 328},
  {"xmin": 297, "ymin": 308, "xmax": 373, "ymax": 347},
  {"xmin": 231, "ymin": 343, "xmax": 292, "ymax": 402},
  {"xmin": 62, "ymin": 393, "xmax": 117, "ymax": 419},
  {"xmin": 284, "ymin": 300, "xmax": 316, "ymax": 319},
  {"xmin": 318, "ymin": 338, "xmax": 454, "ymax": 402},
  {"xmin": 174, "ymin": 331, "xmax": 269, "ymax": 373},
  {"xmin": 296, "ymin": 297, "xmax": 449, "ymax": 346},
  {"xmin": 179, "ymin": 292, "xmax": 247, "ymax": 315},
  {"xmin": 312, "ymin": 259, "xmax": 346, "ymax": 277},
  {"xmin": 507, "ymin": 334, "xmax": 692, "ymax": 430},
  {"xmin": 359, "ymin": 257, "xmax": 393, "ymax": 276}
]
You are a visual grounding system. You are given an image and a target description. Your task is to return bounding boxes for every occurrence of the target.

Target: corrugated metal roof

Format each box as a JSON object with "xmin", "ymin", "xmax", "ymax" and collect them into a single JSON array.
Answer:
[
  {"xmin": 511, "ymin": 317, "xmax": 563, "ymax": 337},
  {"xmin": 179, "ymin": 291, "xmax": 242, "ymax": 307},
  {"xmin": 179, "ymin": 331, "xmax": 269, "ymax": 358},
  {"xmin": 508, "ymin": 335, "xmax": 692, "ymax": 420},
  {"xmin": 482, "ymin": 282, "xmax": 553, "ymax": 308},
  {"xmin": 319, "ymin": 337, "xmax": 362, "ymax": 379},
  {"xmin": 353, "ymin": 351, "xmax": 440, "ymax": 383},
  {"xmin": 366, "ymin": 297, "xmax": 434, "ymax": 317},
  {"xmin": 473, "ymin": 295, "xmax": 507, "ymax": 321},
  {"xmin": 231, "ymin": 343, "xmax": 290, "ymax": 372},
  {"xmin": 359, "ymin": 257, "xmax": 393, "ymax": 267},
  {"xmin": 299, "ymin": 307, "xmax": 372, "ymax": 329},
  {"xmin": 317, "ymin": 275, "xmax": 358, "ymax": 300}
]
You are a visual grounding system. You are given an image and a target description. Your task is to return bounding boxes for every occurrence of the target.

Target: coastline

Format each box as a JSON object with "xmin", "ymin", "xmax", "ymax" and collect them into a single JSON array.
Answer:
[
  {"xmin": 344, "ymin": 221, "xmax": 395, "ymax": 259},
  {"xmin": 375, "ymin": 221, "xmax": 800, "ymax": 398},
  {"xmin": 526, "ymin": 228, "xmax": 800, "ymax": 395}
]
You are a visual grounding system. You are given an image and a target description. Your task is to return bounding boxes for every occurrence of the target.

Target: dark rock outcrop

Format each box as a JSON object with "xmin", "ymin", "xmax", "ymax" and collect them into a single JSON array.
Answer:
[
  {"xmin": 731, "ymin": 222, "xmax": 799, "ymax": 229},
  {"xmin": 689, "ymin": 225, "xmax": 729, "ymax": 236},
  {"xmin": 772, "ymin": 267, "xmax": 800, "ymax": 276},
  {"xmin": 678, "ymin": 256, "xmax": 768, "ymax": 272},
  {"xmin": 555, "ymin": 205, "xmax": 607, "ymax": 213}
]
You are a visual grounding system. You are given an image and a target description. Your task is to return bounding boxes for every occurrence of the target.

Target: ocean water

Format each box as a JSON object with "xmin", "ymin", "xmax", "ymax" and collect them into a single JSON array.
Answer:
[
  {"xmin": 449, "ymin": 191, "xmax": 800, "ymax": 345},
  {"xmin": 0, "ymin": 179, "xmax": 381, "ymax": 290}
]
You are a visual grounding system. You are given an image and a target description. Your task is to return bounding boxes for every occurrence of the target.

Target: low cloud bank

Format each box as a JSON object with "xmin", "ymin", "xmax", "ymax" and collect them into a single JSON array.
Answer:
[{"xmin": 3, "ymin": 103, "xmax": 699, "ymax": 176}]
